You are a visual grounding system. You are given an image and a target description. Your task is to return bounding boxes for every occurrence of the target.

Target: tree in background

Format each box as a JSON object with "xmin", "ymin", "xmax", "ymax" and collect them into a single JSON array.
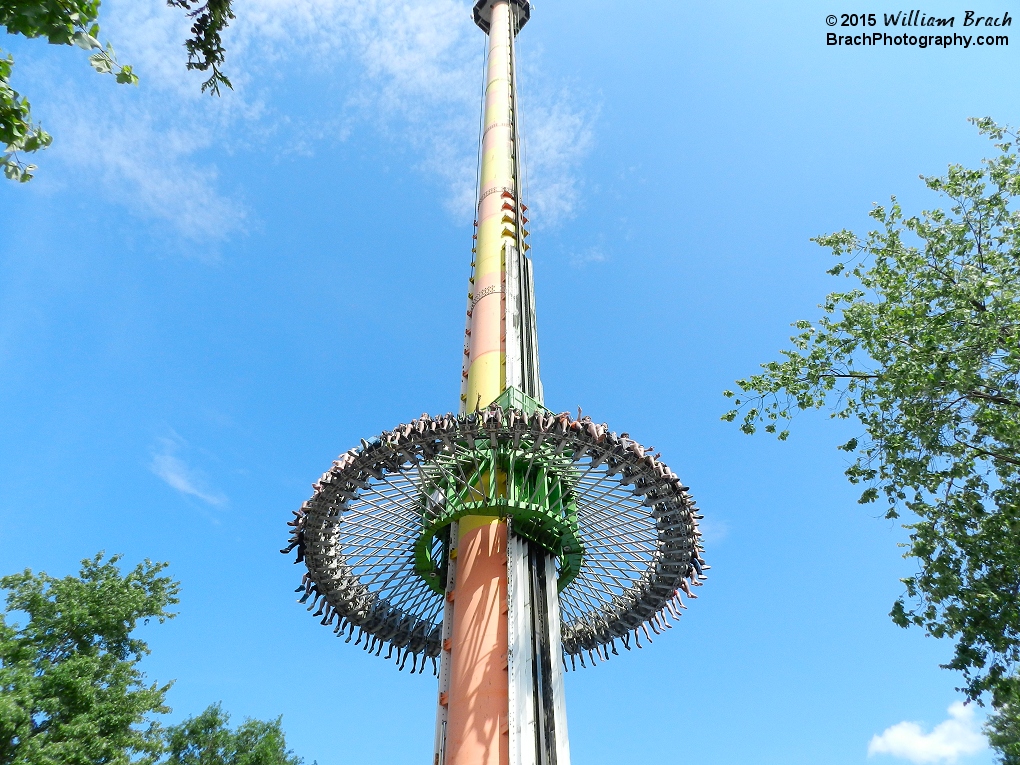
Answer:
[
  {"xmin": 0, "ymin": 553, "xmax": 302, "ymax": 765},
  {"xmin": 163, "ymin": 704, "xmax": 302, "ymax": 765},
  {"xmin": 0, "ymin": 553, "xmax": 179, "ymax": 764},
  {"xmin": 988, "ymin": 681, "xmax": 1020, "ymax": 765},
  {"xmin": 723, "ymin": 117, "xmax": 1020, "ymax": 758},
  {"xmin": 1, "ymin": 0, "xmax": 234, "ymax": 181}
]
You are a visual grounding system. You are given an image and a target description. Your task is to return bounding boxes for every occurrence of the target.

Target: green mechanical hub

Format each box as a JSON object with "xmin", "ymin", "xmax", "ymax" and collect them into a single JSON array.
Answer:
[
  {"xmin": 412, "ymin": 436, "xmax": 585, "ymax": 595},
  {"xmin": 412, "ymin": 388, "xmax": 584, "ymax": 594}
]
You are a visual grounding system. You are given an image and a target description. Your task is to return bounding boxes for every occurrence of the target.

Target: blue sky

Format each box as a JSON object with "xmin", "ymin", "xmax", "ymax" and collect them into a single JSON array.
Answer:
[{"xmin": 1, "ymin": 0, "xmax": 1017, "ymax": 763}]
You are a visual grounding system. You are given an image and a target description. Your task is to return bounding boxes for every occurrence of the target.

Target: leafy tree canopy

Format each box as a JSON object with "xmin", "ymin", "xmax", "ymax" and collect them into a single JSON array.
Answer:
[
  {"xmin": 723, "ymin": 117, "xmax": 1020, "ymax": 715},
  {"xmin": 162, "ymin": 704, "xmax": 302, "ymax": 765},
  {"xmin": 1, "ymin": 0, "xmax": 234, "ymax": 181},
  {"xmin": 0, "ymin": 553, "xmax": 304, "ymax": 765},
  {"xmin": 0, "ymin": 552, "xmax": 180, "ymax": 764},
  {"xmin": 989, "ymin": 680, "xmax": 1020, "ymax": 765}
]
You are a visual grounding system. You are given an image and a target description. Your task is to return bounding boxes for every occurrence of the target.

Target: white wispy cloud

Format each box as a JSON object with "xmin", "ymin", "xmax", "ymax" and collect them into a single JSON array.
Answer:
[
  {"xmin": 521, "ymin": 95, "xmax": 596, "ymax": 224},
  {"xmin": 696, "ymin": 517, "xmax": 729, "ymax": 544},
  {"xmin": 150, "ymin": 435, "xmax": 227, "ymax": 506},
  {"xmin": 27, "ymin": 0, "xmax": 595, "ymax": 238},
  {"xmin": 868, "ymin": 702, "xmax": 987, "ymax": 764},
  {"xmin": 568, "ymin": 246, "xmax": 608, "ymax": 268},
  {"xmin": 45, "ymin": 93, "xmax": 247, "ymax": 242}
]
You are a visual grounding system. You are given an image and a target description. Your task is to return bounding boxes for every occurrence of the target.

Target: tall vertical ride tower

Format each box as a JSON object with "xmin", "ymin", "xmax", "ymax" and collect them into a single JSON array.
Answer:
[
  {"xmin": 283, "ymin": 3, "xmax": 709, "ymax": 764},
  {"xmin": 440, "ymin": 2, "xmax": 566, "ymax": 764}
]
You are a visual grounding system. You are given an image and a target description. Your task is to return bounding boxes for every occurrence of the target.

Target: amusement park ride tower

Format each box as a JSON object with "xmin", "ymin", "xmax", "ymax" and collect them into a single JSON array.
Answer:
[{"xmin": 282, "ymin": 2, "xmax": 708, "ymax": 764}]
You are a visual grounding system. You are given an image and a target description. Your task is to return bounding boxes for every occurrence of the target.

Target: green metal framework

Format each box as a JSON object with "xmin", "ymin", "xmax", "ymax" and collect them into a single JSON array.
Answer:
[{"xmin": 412, "ymin": 388, "xmax": 585, "ymax": 594}]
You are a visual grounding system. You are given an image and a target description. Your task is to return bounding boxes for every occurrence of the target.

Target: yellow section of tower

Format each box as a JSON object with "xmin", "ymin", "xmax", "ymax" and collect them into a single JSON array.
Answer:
[
  {"xmin": 445, "ymin": 6, "xmax": 522, "ymax": 765},
  {"xmin": 464, "ymin": 0, "xmax": 516, "ymax": 413}
]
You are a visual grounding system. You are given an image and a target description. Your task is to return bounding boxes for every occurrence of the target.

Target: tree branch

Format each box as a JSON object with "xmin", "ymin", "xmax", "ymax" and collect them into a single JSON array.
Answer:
[
  {"xmin": 951, "ymin": 434, "xmax": 1020, "ymax": 467},
  {"xmin": 966, "ymin": 390, "xmax": 1020, "ymax": 408}
]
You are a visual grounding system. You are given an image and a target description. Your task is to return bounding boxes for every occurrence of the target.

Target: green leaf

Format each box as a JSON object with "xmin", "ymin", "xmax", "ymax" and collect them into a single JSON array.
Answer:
[
  {"xmin": 115, "ymin": 64, "xmax": 139, "ymax": 84},
  {"xmin": 858, "ymin": 487, "xmax": 879, "ymax": 504},
  {"xmin": 72, "ymin": 31, "xmax": 99, "ymax": 49},
  {"xmin": 89, "ymin": 52, "xmax": 113, "ymax": 73}
]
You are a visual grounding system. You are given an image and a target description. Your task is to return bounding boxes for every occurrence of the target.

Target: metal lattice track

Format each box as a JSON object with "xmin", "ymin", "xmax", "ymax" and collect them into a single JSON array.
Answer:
[{"xmin": 282, "ymin": 405, "xmax": 708, "ymax": 674}]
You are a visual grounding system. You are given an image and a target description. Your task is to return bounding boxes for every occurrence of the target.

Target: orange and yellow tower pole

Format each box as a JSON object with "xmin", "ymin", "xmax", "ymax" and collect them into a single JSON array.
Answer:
[
  {"xmin": 447, "ymin": 1, "xmax": 517, "ymax": 762},
  {"xmin": 437, "ymin": 2, "xmax": 537, "ymax": 765}
]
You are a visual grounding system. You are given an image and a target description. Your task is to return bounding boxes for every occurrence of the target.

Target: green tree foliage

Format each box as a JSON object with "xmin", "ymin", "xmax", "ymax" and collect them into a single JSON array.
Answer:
[
  {"xmin": 162, "ymin": 704, "xmax": 302, "ymax": 765},
  {"xmin": 722, "ymin": 118, "xmax": 1020, "ymax": 714},
  {"xmin": 988, "ymin": 680, "xmax": 1020, "ymax": 765},
  {"xmin": 0, "ymin": 554, "xmax": 304, "ymax": 765},
  {"xmin": 0, "ymin": 552, "xmax": 180, "ymax": 764},
  {"xmin": 1, "ymin": 0, "xmax": 234, "ymax": 181},
  {"xmin": 165, "ymin": 0, "xmax": 234, "ymax": 96}
]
